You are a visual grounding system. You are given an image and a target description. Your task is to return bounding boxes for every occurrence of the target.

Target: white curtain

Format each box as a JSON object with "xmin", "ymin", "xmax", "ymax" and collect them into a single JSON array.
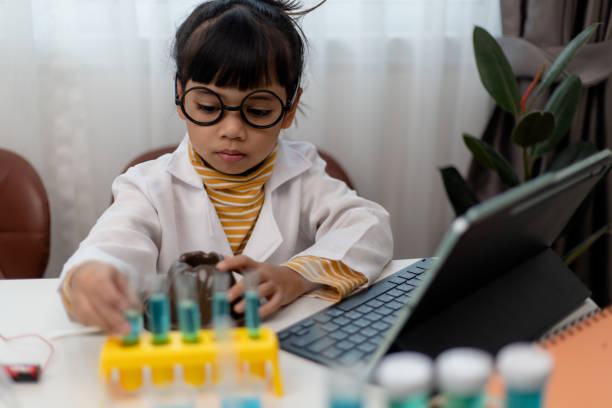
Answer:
[{"xmin": 0, "ymin": 0, "xmax": 501, "ymax": 277}]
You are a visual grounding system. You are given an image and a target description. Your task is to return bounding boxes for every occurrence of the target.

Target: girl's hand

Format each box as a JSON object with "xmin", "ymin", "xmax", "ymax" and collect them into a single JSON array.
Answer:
[
  {"xmin": 217, "ymin": 255, "xmax": 311, "ymax": 318},
  {"xmin": 67, "ymin": 261, "xmax": 131, "ymax": 335}
]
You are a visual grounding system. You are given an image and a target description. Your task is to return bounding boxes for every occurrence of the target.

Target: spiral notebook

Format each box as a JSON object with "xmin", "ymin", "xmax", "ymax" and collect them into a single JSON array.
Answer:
[
  {"xmin": 539, "ymin": 306, "xmax": 612, "ymax": 407},
  {"xmin": 488, "ymin": 306, "xmax": 612, "ymax": 407}
]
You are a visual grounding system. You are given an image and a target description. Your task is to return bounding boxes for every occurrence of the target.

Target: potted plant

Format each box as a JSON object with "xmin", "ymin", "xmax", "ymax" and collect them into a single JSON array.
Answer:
[{"xmin": 440, "ymin": 22, "xmax": 610, "ymax": 264}]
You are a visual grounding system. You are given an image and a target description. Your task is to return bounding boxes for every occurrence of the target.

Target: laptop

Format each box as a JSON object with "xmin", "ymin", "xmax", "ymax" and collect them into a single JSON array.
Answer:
[{"xmin": 278, "ymin": 149, "xmax": 612, "ymax": 376}]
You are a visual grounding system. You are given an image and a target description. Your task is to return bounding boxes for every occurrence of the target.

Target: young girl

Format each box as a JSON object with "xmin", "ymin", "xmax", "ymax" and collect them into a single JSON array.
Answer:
[{"xmin": 59, "ymin": 0, "xmax": 393, "ymax": 335}]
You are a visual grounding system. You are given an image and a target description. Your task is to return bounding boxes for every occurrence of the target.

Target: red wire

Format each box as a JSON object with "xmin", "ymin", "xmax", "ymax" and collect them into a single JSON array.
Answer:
[{"xmin": 0, "ymin": 333, "xmax": 55, "ymax": 372}]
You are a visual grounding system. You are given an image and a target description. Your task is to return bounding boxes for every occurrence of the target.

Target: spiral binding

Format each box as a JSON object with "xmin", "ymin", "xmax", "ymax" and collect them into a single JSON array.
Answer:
[{"xmin": 539, "ymin": 306, "xmax": 612, "ymax": 346}]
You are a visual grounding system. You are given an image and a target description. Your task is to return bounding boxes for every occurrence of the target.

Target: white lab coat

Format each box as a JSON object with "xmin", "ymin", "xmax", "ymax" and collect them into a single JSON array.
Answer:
[{"xmin": 60, "ymin": 136, "xmax": 393, "ymax": 288}]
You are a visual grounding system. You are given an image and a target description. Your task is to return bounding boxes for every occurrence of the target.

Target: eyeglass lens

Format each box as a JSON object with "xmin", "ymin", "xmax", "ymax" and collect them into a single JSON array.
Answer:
[{"xmin": 182, "ymin": 88, "xmax": 285, "ymax": 128}]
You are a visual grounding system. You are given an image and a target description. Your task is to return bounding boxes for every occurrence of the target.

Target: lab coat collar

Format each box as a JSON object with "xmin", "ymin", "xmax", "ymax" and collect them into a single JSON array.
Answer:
[{"xmin": 166, "ymin": 134, "xmax": 312, "ymax": 194}]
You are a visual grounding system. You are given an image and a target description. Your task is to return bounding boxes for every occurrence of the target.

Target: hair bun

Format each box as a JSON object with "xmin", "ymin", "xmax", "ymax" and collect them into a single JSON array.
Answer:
[{"xmin": 257, "ymin": 0, "xmax": 326, "ymax": 16}]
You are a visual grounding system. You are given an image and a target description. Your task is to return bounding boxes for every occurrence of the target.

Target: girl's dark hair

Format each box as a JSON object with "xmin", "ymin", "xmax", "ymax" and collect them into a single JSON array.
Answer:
[{"xmin": 173, "ymin": 0, "xmax": 324, "ymax": 105}]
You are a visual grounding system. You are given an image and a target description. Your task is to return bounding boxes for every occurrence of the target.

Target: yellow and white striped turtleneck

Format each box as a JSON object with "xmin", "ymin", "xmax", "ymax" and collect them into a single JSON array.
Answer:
[
  {"xmin": 189, "ymin": 142, "xmax": 276, "ymax": 255},
  {"xmin": 188, "ymin": 142, "xmax": 367, "ymax": 300}
]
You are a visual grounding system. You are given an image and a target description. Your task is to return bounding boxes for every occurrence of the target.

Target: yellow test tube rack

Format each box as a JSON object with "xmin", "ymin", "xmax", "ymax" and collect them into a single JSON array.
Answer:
[{"xmin": 99, "ymin": 327, "xmax": 283, "ymax": 396}]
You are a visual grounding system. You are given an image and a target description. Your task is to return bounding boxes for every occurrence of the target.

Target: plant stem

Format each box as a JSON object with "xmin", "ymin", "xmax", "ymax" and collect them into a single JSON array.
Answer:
[{"xmin": 522, "ymin": 147, "xmax": 531, "ymax": 181}]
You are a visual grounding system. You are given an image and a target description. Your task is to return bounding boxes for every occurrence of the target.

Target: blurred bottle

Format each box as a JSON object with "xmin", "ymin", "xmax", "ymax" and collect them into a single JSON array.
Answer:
[
  {"xmin": 497, "ymin": 343, "xmax": 553, "ymax": 408},
  {"xmin": 436, "ymin": 348, "xmax": 493, "ymax": 408},
  {"xmin": 377, "ymin": 352, "xmax": 433, "ymax": 408},
  {"xmin": 327, "ymin": 366, "xmax": 366, "ymax": 408}
]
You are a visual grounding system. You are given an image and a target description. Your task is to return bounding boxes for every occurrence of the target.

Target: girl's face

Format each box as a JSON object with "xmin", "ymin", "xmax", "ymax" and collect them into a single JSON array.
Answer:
[{"xmin": 177, "ymin": 79, "xmax": 301, "ymax": 175}]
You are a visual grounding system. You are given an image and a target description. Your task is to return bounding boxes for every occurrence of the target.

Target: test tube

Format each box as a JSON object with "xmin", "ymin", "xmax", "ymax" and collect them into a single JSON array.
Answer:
[
  {"xmin": 174, "ymin": 273, "xmax": 201, "ymax": 343},
  {"xmin": 435, "ymin": 348, "xmax": 492, "ymax": 408},
  {"xmin": 147, "ymin": 276, "xmax": 171, "ymax": 345},
  {"xmin": 244, "ymin": 269, "xmax": 261, "ymax": 339},
  {"xmin": 122, "ymin": 271, "xmax": 145, "ymax": 346},
  {"xmin": 497, "ymin": 343, "xmax": 553, "ymax": 408},
  {"xmin": 327, "ymin": 366, "xmax": 366, "ymax": 408},
  {"xmin": 213, "ymin": 271, "xmax": 231, "ymax": 339},
  {"xmin": 377, "ymin": 352, "xmax": 433, "ymax": 408}
]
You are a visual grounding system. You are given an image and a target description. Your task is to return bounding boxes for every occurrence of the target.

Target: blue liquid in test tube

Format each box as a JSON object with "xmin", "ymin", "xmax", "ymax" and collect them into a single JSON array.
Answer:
[
  {"xmin": 245, "ymin": 291, "xmax": 260, "ymax": 339},
  {"xmin": 148, "ymin": 292, "xmax": 170, "ymax": 344},
  {"xmin": 123, "ymin": 309, "xmax": 143, "ymax": 346},
  {"xmin": 213, "ymin": 292, "xmax": 230, "ymax": 328},
  {"xmin": 506, "ymin": 390, "xmax": 542, "ymax": 408},
  {"xmin": 178, "ymin": 299, "xmax": 200, "ymax": 343}
]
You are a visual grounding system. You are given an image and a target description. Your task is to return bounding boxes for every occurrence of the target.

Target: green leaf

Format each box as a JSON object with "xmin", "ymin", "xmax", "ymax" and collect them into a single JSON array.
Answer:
[
  {"xmin": 439, "ymin": 166, "xmax": 480, "ymax": 216},
  {"xmin": 564, "ymin": 223, "xmax": 611, "ymax": 265},
  {"xmin": 535, "ymin": 23, "xmax": 600, "ymax": 96},
  {"xmin": 531, "ymin": 75, "xmax": 582, "ymax": 159},
  {"xmin": 512, "ymin": 111, "xmax": 555, "ymax": 147},
  {"xmin": 473, "ymin": 26, "xmax": 521, "ymax": 117},
  {"xmin": 462, "ymin": 134, "xmax": 520, "ymax": 187},
  {"xmin": 547, "ymin": 141, "xmax": 597, "ymax": 172}
]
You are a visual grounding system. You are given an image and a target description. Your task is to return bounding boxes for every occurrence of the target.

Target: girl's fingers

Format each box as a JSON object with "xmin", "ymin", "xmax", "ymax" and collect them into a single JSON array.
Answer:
[
  {"xmin": 259, "ymin": 291, "xmax": 283, "ymax": 318},
  {"xmin": 96, "ymin": 275, "xmax": 129, "ymax": 312},
  {"xmin": 216, "ymin": 254, "xmax": 257, "ymax": 271},
  {"xmin": 258, "ymin": 281, "xmax": 276, "ymax": 300},
  {"xmin": 227, "ymin": 279, "xmax": 245, "ymax": 303},
  {"xmin": 231, "ymin": 281, "xmax": 275, "ymax": 313},
  {"xmin": 90, "ymin": 294, "xmax": 130, "ymax": 335}
]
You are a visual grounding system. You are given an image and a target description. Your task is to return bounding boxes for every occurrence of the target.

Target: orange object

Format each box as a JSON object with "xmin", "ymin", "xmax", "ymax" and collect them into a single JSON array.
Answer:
[{"xmin": 487, "ymin": 306, "xmax": 612, "ymax": 407}]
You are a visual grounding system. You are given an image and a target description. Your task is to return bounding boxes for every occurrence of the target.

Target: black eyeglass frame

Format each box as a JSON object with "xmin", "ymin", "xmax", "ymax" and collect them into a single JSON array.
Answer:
[{"xmin": 174, "ymin": 74, "xmax": 294, "ymax": 129}]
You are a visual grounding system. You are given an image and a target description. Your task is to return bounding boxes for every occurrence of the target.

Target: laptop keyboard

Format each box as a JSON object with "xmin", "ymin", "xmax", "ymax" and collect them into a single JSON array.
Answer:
[{"xmin": 278, "ymin": 258, "xmax": 434, "ymax": 367}]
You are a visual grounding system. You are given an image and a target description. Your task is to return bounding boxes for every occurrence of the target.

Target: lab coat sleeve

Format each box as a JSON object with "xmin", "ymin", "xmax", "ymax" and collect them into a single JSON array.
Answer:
[
  {"xmin": 59, "ymin": 166, "xmax": 162, "ymax": 284},
  {"xmin": 287, "ymin": 145, "xmax": 394, "ymax": 287}
]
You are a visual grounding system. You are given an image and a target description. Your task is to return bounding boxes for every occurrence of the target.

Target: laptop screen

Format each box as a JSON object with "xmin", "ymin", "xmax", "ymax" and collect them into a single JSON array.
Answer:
[{"xmin": 367, "ymin": 149, "xmax": 611, "ymax": 372}]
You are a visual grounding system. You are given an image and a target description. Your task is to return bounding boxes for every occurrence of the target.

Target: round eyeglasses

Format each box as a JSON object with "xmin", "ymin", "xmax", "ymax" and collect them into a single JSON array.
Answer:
[{"xmin": 176, "ymin": 86, "xmax": 291, "ymax": 129}]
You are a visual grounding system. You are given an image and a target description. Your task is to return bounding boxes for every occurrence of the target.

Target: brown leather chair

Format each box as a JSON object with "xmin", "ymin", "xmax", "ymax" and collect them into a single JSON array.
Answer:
[
  {"xmin": 0, "ymin": 149, "xmax": 51, "ymax": 279},
  {"xmin": 120, "ymin": 145, "xmax": 355, "ymax": 190}
]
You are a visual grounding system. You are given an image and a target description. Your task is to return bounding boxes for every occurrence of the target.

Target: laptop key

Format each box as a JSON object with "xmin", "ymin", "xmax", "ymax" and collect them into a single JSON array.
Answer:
[
  {"xmin": 387, "ymin": 275, "xmax": 407, "ymax": 284},
  {"xmin": 302, "ymin": 319, "xmax": 315, "ymax": 327},
  {"xmin": 376, "ymin": 306, "xmax": 394, "ymax": 316},
  {"xmin": 337, "ymin": 340, "xmax": 356, "ymax": 351},
  {"xmin": 355, "ymin": 305, "xmax": 373, "ymax": 314},
  {"xmin": 386, "ymin": 301, "xmax": 405, "ymax": 310},
  {"xmin": 326, "ymin": 309, "xmax": 344, "ymax": 317},
  {"xmin": 396, "ymin": 283, "xmax": 415, "ymax": 292},
  {"xmin": 370, "ymin": 335, "xmax": 385, "ymax": 344},
  {"xmin": 321, "ymin": 322, "xmax": 339, "ymax": 332},
  {"xmin": 372, "ymin": 321, "xmax": 390, "ymax": 331},
  {"xmin": 357, "ymin": 342, "xmax": 378, "ymax": 353},
  {"xmin": 397, "ymin": 271, "xmax": 416, "ymax": 280},
  {"xmin": 335, "ymin": 281, "xmax": 397, "ymax": 311},
  {"xmin": 291, "ymin": 331, "xmax": 324, "ymax": 347},
  {"xmin": 322, "ymin": 347, "xmax": 344, "ymax": 359},
  {"xmin": 366, "ymin": 299, "xmax": 383, "ymax": 308},
  {"xmin": 296, "ymin": 328, "xmax": 311, "ymax": 336},
  {"xmin": 329, "ymin": 331, "xmax": 349, "ymax": 341},
  {"xmin": 360, "ymin": 327, "xmax": 378, "ymax": 337},
  {"xmin": 278, "ymin": 331, "xmax": 292, "ymax": 341},
  {"xmin": 377, "ymin": 294, "xmax": 394, "ymax": 303},
  {"xmin": 345, "ymin": 311, "xmax": 363, "ymax": 320},
  {"xmin": 332, "ymin": 316, "xmax": 351, "ymax": 326},
  {"xmin": 382, "ymin": 315, "xmax": 397, "ymax": 325},
  {"xmin": 348, "ymin": 334, "xmax": 366, "ymax": 343},
  {"xmin": 387, "ymin": 289, "xmax": 404, "ymax": 297},
  {"xmin": 364, "ymin": 311, "xmax": 383, "ymax": 321},
  {"xmin": 308, "ymin": 337, "xmax": 335, "ymax": 353},
  {"xmin": 314, "ymin": 314, "xmax": 332, "ymax": 324},
  {"xmin": 353, "ymin": 319, "xmax": 370, "ymax": 328},
  {"xmin": 396, "ymin": 294, "xmax": 411, "ymax": 303},
  {"xmin": 342, "ymin": 324, "xmax": 360, "ymax": 334},
  {"xmin": 339, "ymin": 350, "xmax": 365, "ymax": 365}
]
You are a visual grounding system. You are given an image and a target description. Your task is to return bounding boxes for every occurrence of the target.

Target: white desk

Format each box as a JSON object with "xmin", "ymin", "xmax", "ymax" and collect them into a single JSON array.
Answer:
[{"xmin": 0, "ymin": 259, "xmax": 598, "ymax": 408}]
